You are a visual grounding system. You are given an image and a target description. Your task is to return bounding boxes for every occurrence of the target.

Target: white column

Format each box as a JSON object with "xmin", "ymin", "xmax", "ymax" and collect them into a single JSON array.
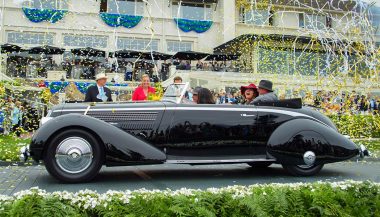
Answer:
[{"xmin": 221, "ymin": 0, "xmax": 236, "ymax": 43}]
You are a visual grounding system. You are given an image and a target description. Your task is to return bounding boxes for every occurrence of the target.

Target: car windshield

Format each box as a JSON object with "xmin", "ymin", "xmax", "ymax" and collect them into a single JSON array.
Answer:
[{"xmin": 162, "ymin": 83, "xmax": 189, "ymax": 104}]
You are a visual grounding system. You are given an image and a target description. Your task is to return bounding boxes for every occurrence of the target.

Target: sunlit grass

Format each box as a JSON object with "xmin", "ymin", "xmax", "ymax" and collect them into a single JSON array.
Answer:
[{"xmin": 0, "ymin": 135, "xmax": 31, "ymax": 162}]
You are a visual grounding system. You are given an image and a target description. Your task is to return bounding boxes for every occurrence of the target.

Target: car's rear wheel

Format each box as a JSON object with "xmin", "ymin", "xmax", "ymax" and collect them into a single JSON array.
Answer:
[
  {"xmin": 247, "ymin": 162, "xmax": 272, "ymax": 168},
  {"xmin": 44, "ymin": 129, "xmax": 104, "ymax": 183},
  {"xmin": 282, "ymin": 164, "xmax": 324, "ymax": 176}
]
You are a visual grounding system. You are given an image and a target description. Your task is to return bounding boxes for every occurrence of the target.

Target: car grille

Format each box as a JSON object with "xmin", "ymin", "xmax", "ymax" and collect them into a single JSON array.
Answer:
[{"xmin": 87, "ymin": 111, "xmax": 158, "ymax": 130}]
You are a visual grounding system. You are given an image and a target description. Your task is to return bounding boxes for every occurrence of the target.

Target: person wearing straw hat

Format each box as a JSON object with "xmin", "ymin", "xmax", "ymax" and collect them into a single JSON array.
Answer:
[
  {"xmin": 84, "ymin": 73, "xmax": 113, "ymax": 102},
  {"xmin": 252, "ymin": 80, "xmax": 278, "ymax": 104}
]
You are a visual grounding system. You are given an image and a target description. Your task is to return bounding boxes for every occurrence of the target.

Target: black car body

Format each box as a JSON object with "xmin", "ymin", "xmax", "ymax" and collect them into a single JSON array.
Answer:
[{"xmin": 27, "ymin": 83, "xmax": 368, "ymax": 183}]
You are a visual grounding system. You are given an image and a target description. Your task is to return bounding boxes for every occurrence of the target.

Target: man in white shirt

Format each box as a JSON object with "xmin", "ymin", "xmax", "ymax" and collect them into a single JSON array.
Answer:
[{"xmin": 84, "ymin": 73, "xmax": 113, "ymax": 102}]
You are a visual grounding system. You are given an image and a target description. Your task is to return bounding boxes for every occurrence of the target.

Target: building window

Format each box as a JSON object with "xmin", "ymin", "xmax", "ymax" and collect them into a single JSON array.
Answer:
[
  {"xmin": 101, "ymin": 0, "xmax": 144, "ymax": 15},
  {"xmin": 172, "ymin": 1, "xmax": 212, "ymax": 20},
  {"xmin": 369, "ymin": 5, "xmax": 380, "ymax": 36},
  {"xmin": 22, "ymin": 0, "xmax": 69, "ymax": 10},
  {"xmin": 167, "ymin": 40, "xmax": 192, "ymax": 53},
  {"xmin": 63, "ymin": 35, "xmax": 108, "ymax": 48},
  {"xmin": 7, "ymin": 32, "xmax": 54, "ymax": 45},
  {"xmin": 239, "ymin": 8, "xmax": 271, "ymax": 26},
  {"xmin": 298, "ymin": 13, "xmax": 305, "ymax": 28},
  {"xmin": 117, "ymin": 38, "xmax": 159, "ymax": 51},
  {"xmin": 299, "ymin": 13, "xmax": 326, "ymax": 29}
]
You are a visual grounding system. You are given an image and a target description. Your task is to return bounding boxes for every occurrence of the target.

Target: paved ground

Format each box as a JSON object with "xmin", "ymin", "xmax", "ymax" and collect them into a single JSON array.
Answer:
[{"xmin": 0, "ymin": 161, "xmax": 379, "ymax": 195}]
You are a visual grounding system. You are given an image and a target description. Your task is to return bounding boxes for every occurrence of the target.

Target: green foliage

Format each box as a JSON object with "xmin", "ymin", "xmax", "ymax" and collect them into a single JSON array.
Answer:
[
  {"xmin": 0, "ymin": 135, "xmax": 30, "ymax": 162},
  {"xmin": 0, "ymin": 182, "xmax": 379, "ymax": 217},
  {"xmin": 0, "ymin": 195, "xmax": 85, "ymax": 217},
  {"xmin": 329, "ymin": 114, "xmax": 380, "ymax": 138}
]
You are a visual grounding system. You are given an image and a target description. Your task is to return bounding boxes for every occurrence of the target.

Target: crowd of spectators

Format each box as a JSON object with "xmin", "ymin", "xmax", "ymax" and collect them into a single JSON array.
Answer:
[
  {"xmin": 0, "ymin": 96, "xmax": 40, "ymax": 136},
  {"xmin": 207, "ymin": 88, "xmax": 380, "ymax": 114},
  {"xmin": 174, "ymin": 59, "xmax": 235, "ymax": 72},
  {"xmin": 310, "ymin": 90, "xmax": 380, "ymax": 114},
  {"xmin": 5, "ymin": 55, "xmax": 240, "ymax": 83}
]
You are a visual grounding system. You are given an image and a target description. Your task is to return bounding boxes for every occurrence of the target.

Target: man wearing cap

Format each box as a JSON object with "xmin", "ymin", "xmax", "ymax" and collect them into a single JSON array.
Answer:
[
  {"xmin": 84, "ymin": 73, "xmax": 113, "ymax": 102},
  {"xmin": 252, "ymin": 80, "xmax": 278, "ymax": 104}
]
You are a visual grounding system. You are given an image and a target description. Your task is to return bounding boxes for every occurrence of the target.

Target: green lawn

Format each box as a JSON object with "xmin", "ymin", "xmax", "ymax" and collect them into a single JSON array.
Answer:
[{"xmin": 0, "ymin": 135, "xmax": 31, "ymax": 162}]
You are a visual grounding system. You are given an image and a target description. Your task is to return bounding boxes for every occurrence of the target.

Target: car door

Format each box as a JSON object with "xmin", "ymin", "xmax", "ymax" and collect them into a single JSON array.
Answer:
[{"xmin": 166, "ymin": 104, "xmax": 258, "ymax": 159}]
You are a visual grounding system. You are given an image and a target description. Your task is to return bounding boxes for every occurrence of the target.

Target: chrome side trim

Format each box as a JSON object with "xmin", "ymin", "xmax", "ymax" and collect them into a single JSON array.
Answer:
[
  {"xmin": 84, "ymin": 105, "xmax": 91, "ymax": 116},
  {"xmin": 165, "ymin": 158, "xmax": 276, "ymax": 164}
]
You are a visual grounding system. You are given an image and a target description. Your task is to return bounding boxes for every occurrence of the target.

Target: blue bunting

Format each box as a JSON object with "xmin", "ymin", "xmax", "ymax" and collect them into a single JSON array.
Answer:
[
  {"xmin": 0, "ymin": 111, "xmax": 4, "ymax": 131},
  {"xmin": 99, "ymin": 13, "xmax": 143, "ymax": 28},
  {"xmin": 174, "ymin": 18, "xmax": 213, "ymax": 33},
  {"xmin": 44, "ymin": 81, "xmax": 129, "ymax": 94},
  {"xmin": 22, "ymin": 8, "xmax": 68, "ymax": 23}
]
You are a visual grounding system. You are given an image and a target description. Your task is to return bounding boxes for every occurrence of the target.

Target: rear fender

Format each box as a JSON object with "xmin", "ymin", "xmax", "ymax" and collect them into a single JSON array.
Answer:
[
  {"xmin": 30, "ymin": 113, "xmax": 166, "ymax": 163},
  {"xmin": 267, "ymin": 119, "xmax": 359, "ymax": 165}
]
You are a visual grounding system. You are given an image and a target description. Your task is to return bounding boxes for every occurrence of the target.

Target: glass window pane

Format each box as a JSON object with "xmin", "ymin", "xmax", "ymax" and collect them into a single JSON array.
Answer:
[
  {"xmin": 172, "ymin": 2, "xmax": 211, "ymax": 20},
  {"xmin": 167, "ymin": 40, "xmax": 192, "ymax": 52},
  {"xmin": 244, "ymin": 9, "xmax": 268, "ymax": 25},
  {"xmin": 7, "ymin": 32, "xmax": 54, "ymax": 45},
  {"xmin": 205, "ymin": 5, "xmax": 212, "ymax": 20},
  {"xmin": 63, "ymin": 35, "xmax": 107, "ymax": 48},
  {"xmin": 172, "ymin": 3, "xmax": 179, "ymax": 18},
  {"xmin": 135, "ymin": 1, "xmax": 144, "ymax": 15},
  {"xmin": 108, "ymin": 0, "xmax": 142, "ymax": 15},
  {"xmin": 117, "ymin": 37, "xmax": 158, "ymax": 51}
]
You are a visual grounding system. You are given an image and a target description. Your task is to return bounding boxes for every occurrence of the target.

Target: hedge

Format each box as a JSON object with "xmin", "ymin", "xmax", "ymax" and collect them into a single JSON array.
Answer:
[
  {"xmin": 329, "ymin": 114, "xmax": 380, "ymax": 138},
  {"xmin": 0, "ymin": 181, "xmax": 379, "ymax": 217}
]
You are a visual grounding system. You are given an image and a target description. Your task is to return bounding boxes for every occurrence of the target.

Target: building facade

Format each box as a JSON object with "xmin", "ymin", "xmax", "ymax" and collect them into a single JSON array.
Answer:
[{"xmin": 0, "ymin": 0, "xmax": 378, "ymax": 55}]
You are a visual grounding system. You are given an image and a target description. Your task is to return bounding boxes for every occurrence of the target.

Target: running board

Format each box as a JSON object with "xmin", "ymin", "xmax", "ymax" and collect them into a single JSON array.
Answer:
[{"xmin": 165, "ymin": 158, "xmax": 276, "ymax": 164}]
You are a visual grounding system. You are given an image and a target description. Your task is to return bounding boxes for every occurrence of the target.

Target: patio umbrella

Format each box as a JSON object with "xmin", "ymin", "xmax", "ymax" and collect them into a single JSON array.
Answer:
[
  {"xmin": 113, "ymin": 49, "xmax": 142, "ymax": 58},
  {"xmin": 29, "ymin": 45, "xmax": 65, "ymax": 55},
  {"xmin": 172, "ymin": 51, "xmax": 209, "ymax": 60},
  {"xmin": 0, "ymin": 44, "xmax": 22, "ymax": 53},
  {"xmin": 205, "ymin": 53, "xmax": 240, "ymax": 61},
  {"xmin": 142, "ymin": 51, "xmax": 172, "ymax": 60},
  {"xmin": 71, "ymin": 47, "xmax": 106, "ymax": 57}
]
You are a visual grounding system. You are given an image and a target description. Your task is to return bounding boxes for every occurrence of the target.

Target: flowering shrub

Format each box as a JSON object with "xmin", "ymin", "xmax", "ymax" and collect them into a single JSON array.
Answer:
[
  {"xmin": 0, "ymin": 181, "xmax": 379, "ymax": 216},
  {"xmin": 329, "ymin": 114, "xmax": 380, "ymax": 138}
]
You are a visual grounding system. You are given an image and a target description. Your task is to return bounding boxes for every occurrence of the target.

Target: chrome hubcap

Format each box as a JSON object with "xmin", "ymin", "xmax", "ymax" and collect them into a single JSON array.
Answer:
[
  {"xmin": 298, "ymin": 151, "xmax": 316, "ymax": 169},
  {"xmin": 55, "ymin": 137, "xmax": 93, "ymax": 174},
  {"xmin": 303, "ymin": 151, "xmax": 316, "ymax": 166}
]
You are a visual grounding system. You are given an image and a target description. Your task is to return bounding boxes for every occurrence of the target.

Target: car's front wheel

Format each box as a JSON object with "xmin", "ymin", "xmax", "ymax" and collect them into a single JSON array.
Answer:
[
  {"xmin": 282, "ymin": 164, "xmax": 324, "ymax": 176},
  {"xmin": 44, "ymin": 129, "xmax": 104, "ymax": 183}
]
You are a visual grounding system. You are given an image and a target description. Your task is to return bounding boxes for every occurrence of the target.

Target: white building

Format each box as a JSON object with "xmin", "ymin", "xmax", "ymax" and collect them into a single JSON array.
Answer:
[
  {"xmin": 0, "ymin": 0, "xmax": 377, "ymax": 54},
  {"xmin": 0, "ymin": 0, "xmax": 378, "ymax": 94}
]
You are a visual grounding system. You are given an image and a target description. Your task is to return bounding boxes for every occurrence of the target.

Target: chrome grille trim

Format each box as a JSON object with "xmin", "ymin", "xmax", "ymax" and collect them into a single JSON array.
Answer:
[
  {"xmin": 86, "ymin": 111, "xmax": 158, "ymax": 130},
  {"xmin": 86, "ymin": 111, "xmax": 158, "ymax": 122}
]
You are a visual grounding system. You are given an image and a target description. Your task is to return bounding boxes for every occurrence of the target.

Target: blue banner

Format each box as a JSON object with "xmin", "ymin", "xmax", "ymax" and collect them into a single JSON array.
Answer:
[
  {"xmin": 100, "ymin": 13, "xmax": 143, "ymax": 28},
  {"xmin": 174, "ymin": 18, "xmax": 213, "ymax": 33},
  {"xmin": 22, "ymin": 8, "xmax": 68, "ymax": 23},
  {"xmin": 44, "ymin": 81, "xmax": 129, "ymax": 94}
]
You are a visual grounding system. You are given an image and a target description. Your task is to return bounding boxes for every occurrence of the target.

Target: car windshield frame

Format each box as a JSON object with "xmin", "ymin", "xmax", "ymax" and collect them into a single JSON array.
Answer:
[{"xmin": 162, "ymin": 82, "xmax": 190, "ymax": 104}]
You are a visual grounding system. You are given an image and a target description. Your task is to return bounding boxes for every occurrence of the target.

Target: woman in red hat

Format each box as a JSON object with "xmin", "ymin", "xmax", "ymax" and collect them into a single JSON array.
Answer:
[{"xmin": 240, "ymin": 83, "xmax": 258, "ymax": 105}]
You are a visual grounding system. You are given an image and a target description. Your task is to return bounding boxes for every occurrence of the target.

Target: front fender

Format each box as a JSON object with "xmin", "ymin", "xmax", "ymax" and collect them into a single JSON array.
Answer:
[
  {"xmin": 267, "ymin": 118, "xmax": 359, "ymax": 165},
  {"xmin": 30, "ymin": 113, "xmax": 166, "ymax": 163}
]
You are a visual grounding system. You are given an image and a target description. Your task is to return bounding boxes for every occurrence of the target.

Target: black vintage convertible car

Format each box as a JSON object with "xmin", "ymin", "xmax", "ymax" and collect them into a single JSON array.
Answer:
[{"xmin": 24, "ymin": 83, "xmax": 369, "ymax": 183}]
